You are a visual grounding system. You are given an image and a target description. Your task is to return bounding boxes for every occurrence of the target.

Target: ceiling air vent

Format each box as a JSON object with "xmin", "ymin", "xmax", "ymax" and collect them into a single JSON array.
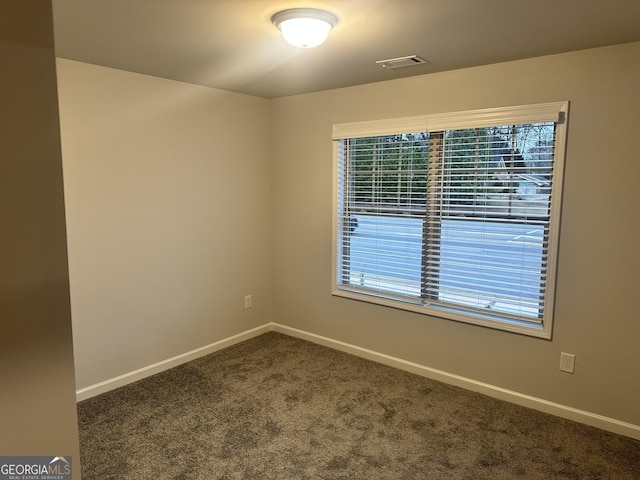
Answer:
[{"xmin": 376, "ymin": 55, "xmax": 429, "ymax": 69}]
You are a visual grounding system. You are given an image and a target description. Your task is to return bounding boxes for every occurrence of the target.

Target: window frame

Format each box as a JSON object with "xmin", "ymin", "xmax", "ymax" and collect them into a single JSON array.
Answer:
[{"xmin": 331, "ymin": 102, "xmax": 569, "ymax": 339}]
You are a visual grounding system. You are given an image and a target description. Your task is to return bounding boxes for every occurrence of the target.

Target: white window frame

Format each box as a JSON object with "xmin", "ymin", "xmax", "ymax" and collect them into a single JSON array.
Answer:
[{"xmin": 331, "ymin": 102, "xmax": 568, "ymax": 339}]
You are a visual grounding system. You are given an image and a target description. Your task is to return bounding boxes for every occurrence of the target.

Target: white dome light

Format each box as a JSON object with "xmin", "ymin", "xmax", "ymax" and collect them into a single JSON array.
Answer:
[{"xmin": 272, "ymin": 8, "xmax": 338, "ymax": 48}]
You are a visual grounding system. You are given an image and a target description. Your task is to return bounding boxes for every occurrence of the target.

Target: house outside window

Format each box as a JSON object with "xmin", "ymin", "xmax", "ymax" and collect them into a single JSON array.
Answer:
[{"xmin": 332, "ymin": 102, "xmax": 568, "ymax": 338}]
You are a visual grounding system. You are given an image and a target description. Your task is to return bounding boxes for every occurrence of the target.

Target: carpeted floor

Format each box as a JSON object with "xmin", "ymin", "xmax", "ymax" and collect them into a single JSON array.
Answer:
[{"xmin": 77, "ymin": 332, "xmax": 640, "ymax": 479}]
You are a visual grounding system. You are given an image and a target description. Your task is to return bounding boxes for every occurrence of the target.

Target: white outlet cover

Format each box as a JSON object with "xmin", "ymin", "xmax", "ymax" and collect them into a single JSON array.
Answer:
[{"xmin": 560, "ymin": 352, "xmax": 575, "ymax": 373}]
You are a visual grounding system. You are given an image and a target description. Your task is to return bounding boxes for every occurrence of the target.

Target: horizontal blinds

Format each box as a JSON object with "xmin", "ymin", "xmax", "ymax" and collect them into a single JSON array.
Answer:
[
  {"xmin": 347, "ymin": 134, "xmax": 429, "ymax": 215},
  {"xmin": 336, "ymin": 120, "xmax": 558, "ymax": 324},
  {"xmin": 424, "ymin": 123, "xmax": 555, "ymax": 321},
  {"xmin": 337, "ymin": 133, "xmax": 429, "ymax": 300}
]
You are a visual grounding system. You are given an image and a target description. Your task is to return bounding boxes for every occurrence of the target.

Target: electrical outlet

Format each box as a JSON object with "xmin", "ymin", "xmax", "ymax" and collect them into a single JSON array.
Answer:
[
  {"xmin": 559, "ymin": 352, "xmax": 575, "ymax": 374},
  {"xmin": 244, "ymin": 295, "xmax": 252, "ymax": 309}
]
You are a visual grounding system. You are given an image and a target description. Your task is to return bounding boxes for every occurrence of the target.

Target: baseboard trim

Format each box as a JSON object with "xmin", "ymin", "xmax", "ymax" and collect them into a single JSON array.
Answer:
[
  {"xmin": 75, "ymin": 324, "xmax": 271, "ymax": 402},
  {"xmin": 76, "ymin": 321, "xmax": 639, "ymax": 440},
  {"xmin": 271, "ymin": 323, "xmax": 640, "ymax": 440}
]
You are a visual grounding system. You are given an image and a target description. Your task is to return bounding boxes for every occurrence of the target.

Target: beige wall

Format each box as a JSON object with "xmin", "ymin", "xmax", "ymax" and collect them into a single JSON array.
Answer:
[
  {"xmin": 56, "ymin": 42, "xmax": 639, "ymax": 431},
  {"xmin": 57, "ymin": 60, "xmax": 272, "ymax": 389},
  {"xmin": 271, "ymin": 42, "xmax": 640, "ymax": 425},
  {"xmin": 0, "ymin": 1, "xmax": 80, "ymax": 473}
]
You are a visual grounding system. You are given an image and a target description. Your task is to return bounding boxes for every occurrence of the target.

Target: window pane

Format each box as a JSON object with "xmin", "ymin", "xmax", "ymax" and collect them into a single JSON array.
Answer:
[
  {"xmin": 337, "ymin": 133, "xmax": 429, "ymax": 301},
  {"xmin": 347, "ymin": 134, "xmax": 429, "ymax": 215},
  {"xmin": 344, "ymin": 215, "xmax": 423, "ymax": 298},
  {"xmin": 441, "ymin": 124, "xmax": 554, "ymax": 220},
  {"xmin": 423, "ymin": 122, "xmax": 555, "ymax": 321},
  {"xmin": 432, "ymin": 218, "xmax": 545, "ymax": 319}
]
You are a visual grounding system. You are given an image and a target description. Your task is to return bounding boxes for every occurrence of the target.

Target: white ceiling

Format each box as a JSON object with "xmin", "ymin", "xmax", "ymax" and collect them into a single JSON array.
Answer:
[{"xmin": 52, "ymin": 0, "xmax": 640, "ymax": 99}]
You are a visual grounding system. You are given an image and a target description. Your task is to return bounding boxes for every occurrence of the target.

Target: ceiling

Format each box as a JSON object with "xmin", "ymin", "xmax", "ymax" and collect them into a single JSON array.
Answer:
[{"xmin": 52, "ymin": 0, "xmax": 640, "ymax": 99}]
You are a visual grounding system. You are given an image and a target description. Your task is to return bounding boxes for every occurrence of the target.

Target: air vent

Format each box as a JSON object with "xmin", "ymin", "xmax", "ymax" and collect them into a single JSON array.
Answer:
[{"xmin": 376, "ymin": 55, "xmax": 429, "ymax": 69}]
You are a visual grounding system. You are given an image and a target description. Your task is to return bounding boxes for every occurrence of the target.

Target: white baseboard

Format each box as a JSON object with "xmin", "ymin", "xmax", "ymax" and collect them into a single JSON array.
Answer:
[
  {"xmin": 271, "ymin": 323, "xmax": 640, "ymax": 441},
  {"xmin": 75, "ymin": 324, "xmax": 271, "ymax": 402},
  {"xmin": 76, "ymin": 321, "xmax": 640, "ymax": 440}
]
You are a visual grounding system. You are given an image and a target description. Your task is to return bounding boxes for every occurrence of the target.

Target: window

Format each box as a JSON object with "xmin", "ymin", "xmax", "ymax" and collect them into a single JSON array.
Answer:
[{"xmin": 332, "ymin": 102, "xmax": 568, "ymax": 338}]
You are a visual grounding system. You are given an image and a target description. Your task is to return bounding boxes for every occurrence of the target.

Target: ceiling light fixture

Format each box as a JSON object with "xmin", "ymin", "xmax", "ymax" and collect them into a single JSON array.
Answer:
[{"xmin": 271, "ymin": 8, "xmax": 338, "ymax": 48}]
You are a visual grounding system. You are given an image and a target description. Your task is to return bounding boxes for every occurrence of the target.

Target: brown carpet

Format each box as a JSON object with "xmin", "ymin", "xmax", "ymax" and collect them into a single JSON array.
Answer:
[{"xmin": 77, "ymin": 332, "xmax": 639, "ymax": 479}]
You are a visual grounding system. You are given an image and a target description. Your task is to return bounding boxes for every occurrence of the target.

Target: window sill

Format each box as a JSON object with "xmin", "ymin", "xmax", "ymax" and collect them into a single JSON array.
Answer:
[{"xmin": 332, "ymin": 288, "xmax": 552, "ymax": 339}]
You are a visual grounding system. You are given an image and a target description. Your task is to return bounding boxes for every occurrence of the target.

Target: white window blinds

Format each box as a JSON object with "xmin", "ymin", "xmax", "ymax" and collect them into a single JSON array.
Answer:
[
  {"xmin": 333, "ymin": 102, "xmax": 568, "ymax": 337},
  {"xmin": 337, "ymin": 133, "xmax": 429, "ymax": 300}
]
